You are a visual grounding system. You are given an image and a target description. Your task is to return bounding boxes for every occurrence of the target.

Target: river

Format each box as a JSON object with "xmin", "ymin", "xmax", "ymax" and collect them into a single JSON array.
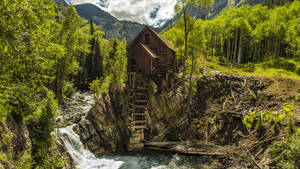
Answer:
[{"xmin": 55, "ymin": 92, "xmax": 213, "ymax": 169}]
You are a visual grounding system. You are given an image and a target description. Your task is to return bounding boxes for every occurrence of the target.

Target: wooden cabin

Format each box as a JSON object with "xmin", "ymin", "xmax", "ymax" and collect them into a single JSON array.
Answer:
[
  {"xmin": 127, "ymin": 26, "xmax": 178, "ymax": 76},
  {"xmin": 127, "ymin": 27, "xmax": 179, "ymax": 142}
]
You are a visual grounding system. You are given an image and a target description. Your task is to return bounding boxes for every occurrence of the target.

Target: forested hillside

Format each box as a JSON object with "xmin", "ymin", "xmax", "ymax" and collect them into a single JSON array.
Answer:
[
  {"xmin": 163, "ymin": 0, "xmax": 300, "ymax": 78},
  {"xmin": 74, "ymin": 3, "xmax": 144, "ymax": 40},
  {"xmin": 0, "ymin": 0, "xmax": 126, "ymax": 167}
]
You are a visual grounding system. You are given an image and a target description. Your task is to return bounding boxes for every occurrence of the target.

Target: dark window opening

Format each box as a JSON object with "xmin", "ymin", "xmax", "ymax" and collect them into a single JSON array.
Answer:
[{"xmin": 145, "ymin": 34, "xmax": 150, "ymax": 44}]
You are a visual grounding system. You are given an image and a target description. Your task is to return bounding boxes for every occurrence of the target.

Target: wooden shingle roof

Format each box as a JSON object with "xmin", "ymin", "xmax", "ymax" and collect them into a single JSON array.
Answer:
[{"xmin": 128, "ymin": 26, "xmax": 176, "ymax": 53}]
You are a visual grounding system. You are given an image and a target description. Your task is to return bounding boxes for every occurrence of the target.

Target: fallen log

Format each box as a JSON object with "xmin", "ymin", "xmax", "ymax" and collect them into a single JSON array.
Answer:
[{"xmin": 144, "ymin": 141, "xmax": 226, "ymax": 156}]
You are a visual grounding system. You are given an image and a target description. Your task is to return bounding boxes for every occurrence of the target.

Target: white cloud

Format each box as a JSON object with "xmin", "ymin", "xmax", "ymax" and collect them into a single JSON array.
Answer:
[{"xmin": 69, "ymin": 0, "xmax": 177, "ymax": 26}]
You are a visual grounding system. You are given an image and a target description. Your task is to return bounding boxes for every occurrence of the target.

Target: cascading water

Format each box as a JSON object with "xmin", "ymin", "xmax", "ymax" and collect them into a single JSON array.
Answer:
[
  {"xmin": 55, "ymin": 92, "xmax": 212, "ymax": 169},
  {"xmin": 57, "ymin": 126, "xmax": 124, "ymax": 169}
]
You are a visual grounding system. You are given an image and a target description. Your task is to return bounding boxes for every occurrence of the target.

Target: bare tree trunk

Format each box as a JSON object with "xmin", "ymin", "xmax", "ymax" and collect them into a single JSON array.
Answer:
[
  {"xmin": 187, "ymin": 50, "xmax": 195, "ymax": 136},
  {"xmin": 276, "ymin": 38, "xmax": 280, "ymax": 58},
  {"xmin": 226, "ymin": 38, "xmax": 231, "ymax": 64},
  {"xmin": 238, "ymin": 29, "xmax": 243, "ymax": 65},
  {"xmin": 183, "ymin": 8, "xmax": 188, "ymax": 91},
  {"xmin": 234, "ymin": 29, "xmax": 238, "ymax": 64}
]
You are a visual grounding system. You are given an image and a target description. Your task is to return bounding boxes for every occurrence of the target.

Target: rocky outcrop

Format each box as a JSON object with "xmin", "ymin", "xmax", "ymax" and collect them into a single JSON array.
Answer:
[
  {"xmin": 74, "ymin": 85, "xmax": 131, "ymax": 155},
  {"xmin": 0, "ymin": 115, "xmax": 31, "ymax": 168},
  {"xmin": 75, "ymin": 74, "xmax": 300, "ymax": 158},
  {"xmin": 57, "ymin": 92, "xmax": 95, "ymax": 128},
  {"xmin": 75, "ymin": 76, "xmax": 187, "ymax": 155}
]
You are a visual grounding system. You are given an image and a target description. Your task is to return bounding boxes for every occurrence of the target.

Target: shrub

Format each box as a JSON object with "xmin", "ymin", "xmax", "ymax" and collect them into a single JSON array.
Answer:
[
  {"xmin": 270, "ymin": 133, "xmax": 300, "ymax": 169},
  {"xmin": 263, "ymin": 58, "xmax": 297, "ymax": 72},
  {"xmin": 242, "ymin": 103, "xmax": 294, "ymax": 135},
  {"xmin": 30, "ymin": 91, "xmax": 64, "ymax": 168},
  {"xmin": 89, "ymin": 75, "xmax": 113, "ymax": 99},
  {"xmin": 63, "ymin": 81, "xmax": 76, "ymax": 98},
  {"xmin": 243, "ymin": 63, "xmax": 256, "ymax": 72}
]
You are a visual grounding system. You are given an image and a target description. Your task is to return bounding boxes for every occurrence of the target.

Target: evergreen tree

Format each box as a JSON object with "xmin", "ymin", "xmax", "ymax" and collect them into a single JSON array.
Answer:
[
  {"xmin": 86, "ymin": 18, "xmax": 96, "ymax": 84},
  {"xmin": 93, "ymin": 39, "xmax": 103, "ymax": 79},
  {"xmin": 55, "ymin": 5, "xmax": 88, "ymax": 104}
]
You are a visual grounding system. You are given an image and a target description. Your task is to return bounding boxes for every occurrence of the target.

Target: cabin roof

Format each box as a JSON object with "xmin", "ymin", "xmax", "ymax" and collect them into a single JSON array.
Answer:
[
  {"xmin": 139, "ymin": 42, "xmax": 159, "ymax": 58},
  {"xmin": 128, "ymin": 26, "xmax": 176, "ymax": 52},
  {"xmin": 149, "ymin": 28, "xmax": 176, "ymax": 52}
]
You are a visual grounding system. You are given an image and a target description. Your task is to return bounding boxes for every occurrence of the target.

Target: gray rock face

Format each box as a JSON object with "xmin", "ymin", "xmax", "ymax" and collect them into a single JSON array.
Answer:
[
  {"xmin": 76, "ymin": 77, "xmax": 187, "ymax": 155},
  {"xmin": 74, "ymin": 85, "xmax": 131, "ymax": 155},
  {"xmin": 0, "ymin": 116, "xmax": 31, "ymax": 169},
  {"xmin": 57, "ymin": 92, "xmax": 95, "ymax": 128},
  {"xmin": 2, "ymin": 115, "xmax": 31, "ymax": 158}
]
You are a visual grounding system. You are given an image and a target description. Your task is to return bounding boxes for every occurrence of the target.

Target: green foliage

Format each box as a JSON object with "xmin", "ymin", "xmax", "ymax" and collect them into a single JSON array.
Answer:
[
  {"xmin": 165, "ymin": 1, "xmax": 300, "ymax": 70},
  {"xmin": 0, "ymin": 0, "xmax": 58, "ymax": 121},
  {"xmin": 55, "ymin": 5, "xmax": 90, "ymax": 103},
  {"xmin": 242, "ymin": 63, "xmax": 256, "ymax": 72},
  {"xmin": 0, "ymin": 133, "xmax": 12, "ymax": 148},
  {"xmin": 0, "ymin": 0, "xmax": 127, "ymax": 167},
  {"xmin": 15, "ymin": 151, "xmax": 33, "ymax": 169},
  {"xmin": 89, "ymin": 77, "xmax": 109, "ymax": 98},
  {"xmin": 242, "ymin": 102, "xmax": 295, "ymax": 134},
  {"xmin": 63, "ymin": 81, "xmax": 77, "ymax": 98},
  {"xmin": 270, "ymin": 133, "xmax": 300, "ymax": 169},
  {"xmin": 0, "ymin": 93, "xmax": 11, "ymax": 122},
  {"xmin": 262, "ymin": 58, "xmax": 298, "ymax": 72},
  {"xmin": 88, "ymin": 38, "xmax": 127, "ymax": 99},
  {"xmin": 31, "ymin": 91, "xmax": 64, "ymax": 168},
  {"xmin": 242, "ymin": 111, "xmax": 257, "ymax": 129},
  {"xmin": 89, "ymin": 75, "xmax": 113, "ymax": 98}
]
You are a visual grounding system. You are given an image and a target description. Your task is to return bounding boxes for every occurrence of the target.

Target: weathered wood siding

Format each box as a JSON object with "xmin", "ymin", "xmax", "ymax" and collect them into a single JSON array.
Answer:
[{"xmin": 128, "ymin": 26, "xmax": 177, "ymax": 76}]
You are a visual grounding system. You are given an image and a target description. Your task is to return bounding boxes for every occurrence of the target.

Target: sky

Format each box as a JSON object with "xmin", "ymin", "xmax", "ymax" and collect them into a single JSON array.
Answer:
[{"xmin": 68, "ymin": 0, "xmax": 177, "ymax": 27}]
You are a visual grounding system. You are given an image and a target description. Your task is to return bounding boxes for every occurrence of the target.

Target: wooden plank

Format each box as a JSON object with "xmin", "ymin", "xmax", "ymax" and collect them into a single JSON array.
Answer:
[
  {"xmin": 133, "ymin": 120, "xmax": 147, "ymax": 123},
  {"xmin": 135, "ymin": 100, "xmax": 148, "ymax": 103},
  {"xmin": 133, "ymin": 113, "xmax": 145, "ymax": 116},
  {"xmin": 132, "ymin": 126, "xmax": 146, "ymax": 129}
]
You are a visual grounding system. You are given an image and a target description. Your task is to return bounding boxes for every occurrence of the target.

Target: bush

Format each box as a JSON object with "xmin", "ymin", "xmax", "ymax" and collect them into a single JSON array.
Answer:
[
  {"xmin": 89, "ymin": 75, "xmax": 113, "ymax": 99},
  {"xmin": 242, "ymin": 103, "xmax": 294, "ymax": 135},
  {"xmin": 270, "ymin": 133, "xmax": 300, "ymax": 169},
  {"xmin": 30, "ymin": 91, "xmax": 64, "ymax": 168},
  {"xmin": 263, "ymin": 58, "xmax": 297, "ymax": 72},
  {"xmin": 63, "ymin": 81, "xmax": 76, "ymax": 98},
  {"xmin": 243, "ymin": 63, "xmax": 256, "ymax": 72}
]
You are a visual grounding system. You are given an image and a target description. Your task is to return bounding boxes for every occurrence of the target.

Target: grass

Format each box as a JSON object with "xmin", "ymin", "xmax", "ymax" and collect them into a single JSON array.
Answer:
[{"xmin": 194, "ymin": 56, "xmax": 300, "ymax": 79}]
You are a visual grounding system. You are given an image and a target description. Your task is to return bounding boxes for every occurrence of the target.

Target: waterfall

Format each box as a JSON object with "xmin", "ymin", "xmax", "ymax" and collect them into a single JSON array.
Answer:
[
  {"xmin": 55, "ymin": 92, "xmax": 208, "ymax": 169},
  {"xmin": 57, "ymin": 125, "xmax": 124, "ymax": 169},
  {"xmin": 55, "ymin": 92, "xmax": 123, "ymax": 169}
]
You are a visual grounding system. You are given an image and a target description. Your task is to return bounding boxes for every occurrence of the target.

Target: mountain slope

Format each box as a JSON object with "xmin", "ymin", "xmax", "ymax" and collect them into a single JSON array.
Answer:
[
  {"xmin": 74, "ymin": 3, "xmax": 144, "ymax": 40},
  {"xmin": 159, "ymin": 0, "xmax": 267, "ymax": 33}
]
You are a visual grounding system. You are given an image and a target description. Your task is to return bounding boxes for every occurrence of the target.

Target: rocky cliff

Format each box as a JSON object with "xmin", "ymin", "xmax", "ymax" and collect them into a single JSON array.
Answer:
[
  {"xmin": 75, "ymin": 73, "xmax": 300, "ymax": 167},
  {"xmin": 0, "ymin": 116, "xmax": 31, "ymax": 168},
  {"xmin": 74, "ymin": 75, "xmax": 188, "ymax": 155}
]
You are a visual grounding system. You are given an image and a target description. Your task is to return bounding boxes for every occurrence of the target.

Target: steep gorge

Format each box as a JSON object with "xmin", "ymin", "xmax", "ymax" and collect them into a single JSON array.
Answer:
[{"xmin": 74, "ymin": 73, "xmax": 300, "ymax": 168}]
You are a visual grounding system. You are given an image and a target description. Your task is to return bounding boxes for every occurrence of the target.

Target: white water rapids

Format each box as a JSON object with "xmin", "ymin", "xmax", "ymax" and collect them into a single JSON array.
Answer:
[
  {"xmin": 55, "ymin": 92, "xmax": 212, "ymax": 169},
  {"xmin": 57, "ymin": 126, "xmax": 124, "ymax": 169}
]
